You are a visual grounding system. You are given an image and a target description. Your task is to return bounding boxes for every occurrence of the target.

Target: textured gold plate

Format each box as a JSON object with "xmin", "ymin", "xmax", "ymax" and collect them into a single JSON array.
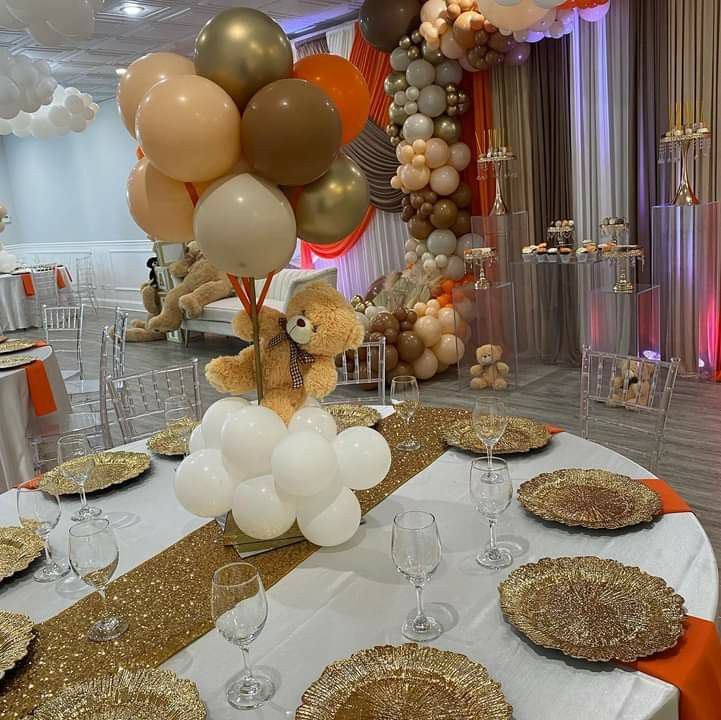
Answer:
[
  {"xmin": 296, "ymin": 644, "xmax": 512, "ymax": 720},
  {"xmin": 0, "ymin": 354, "xmax": 36, "ymax": 370},
  {"xmin": 518, "ymin": 469, "xmax": 662, "ymax": 529},
  {"xmin": 147, "ymin": 417, "xmax": 198, "ymax": 456},
  {"xmin": 326, "ymin": 405, "xmax": 381, "ymax": 432},
  {"xmin": 27, "ymin": 668, "xmax": 206, "ymax": 719},
  {"xmin": 442, "ymin": 416, "xmax": 551, "ymax": 455},
  {"xmin": 0, "ymin": 610, "xmax": 34, "ymax": 681},
  {"xmin": 499, "ymin": 556, "xmax": 685, "ymax": 662},
  {"xmin": 40, "ymin": 452, "xmax": 151, "ymax": 495},
  {"xmin": 0, "ymin": 340, "xmax": 35, "ymax": 355},
  {"xmin": 0, "ymin": 527, "xmax": 44, "ymax": 582}
]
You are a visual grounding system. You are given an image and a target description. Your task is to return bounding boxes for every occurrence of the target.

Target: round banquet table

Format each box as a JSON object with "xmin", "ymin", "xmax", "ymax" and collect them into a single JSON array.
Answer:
[
  {"xmin": 0, "ymin": 343, "xmax": 70, "ymax": 491},
  {"xmin": 0, "ymin": 266, "xmax": 73, "ymax": 331},
  {"xmin": 0, "ymin": 409, "xmax": 717, "ymax": 720}
]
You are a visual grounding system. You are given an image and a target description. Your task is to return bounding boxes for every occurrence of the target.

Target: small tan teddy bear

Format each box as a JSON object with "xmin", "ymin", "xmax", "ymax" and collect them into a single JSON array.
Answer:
[
  {"xmin": 205, "ymin": 281, "xmax": 365, "ymax": 423},
  {"xmin": 470, "ymin": 343, "xmax": 510, "ymax": 391}
]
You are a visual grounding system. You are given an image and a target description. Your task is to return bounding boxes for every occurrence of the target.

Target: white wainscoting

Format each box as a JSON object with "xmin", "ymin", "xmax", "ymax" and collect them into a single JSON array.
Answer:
[{"xmin": 6, "ymin": 239, "xmax": 153, "ymax": 311}]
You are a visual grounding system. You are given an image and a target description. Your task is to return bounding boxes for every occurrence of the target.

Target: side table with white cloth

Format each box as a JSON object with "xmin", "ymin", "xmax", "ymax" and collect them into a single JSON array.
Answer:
[
  {"xmin": 0, "ymin": 266, "xmax": 73, "ymax": 331},
  {"xmin": 0, "ymin": 406, "xmax": 717, "ymax": 720},
  {"xmin": 0, "ymin": 343, "xmax": 70, "ymax": 490}
]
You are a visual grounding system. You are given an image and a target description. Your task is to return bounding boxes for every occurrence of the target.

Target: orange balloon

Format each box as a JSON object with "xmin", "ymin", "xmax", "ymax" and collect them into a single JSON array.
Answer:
[
  {"xmin": 127, "ymin": 158, "xmax": 209, "ymax": 242},
  {"xmin": 292, "ymin": 54, "xmax": 370, "ymax": 145},
  {"xmin": 117, "ymin": 52, "xmax": 195, "ymax": 137},
  {"xmin": 136, "ymin": 76, "xmax": 242, "ymax": 183}
]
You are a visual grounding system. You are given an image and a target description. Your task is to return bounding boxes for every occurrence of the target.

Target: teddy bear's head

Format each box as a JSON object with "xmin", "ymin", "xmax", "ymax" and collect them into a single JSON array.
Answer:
[
  {"xmin": 284, "ymin": 282, "xmax": 364, "ymax": 357},
  {"xmin": 476, "ymin": 344, "xmax": 503, "ymax": 366}
]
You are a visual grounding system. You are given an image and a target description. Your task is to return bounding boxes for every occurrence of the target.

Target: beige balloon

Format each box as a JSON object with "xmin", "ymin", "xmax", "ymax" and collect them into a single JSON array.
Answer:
[
  {"xmin": 193, "ymin": 173, "xmax": 297, "ymax": 278},
  {"xmin": 116, "ymin": 52, "xmax": 195, "ymax": 136},
  {"xmin": 425, "ymin": 138, "xmax": 449, "ymax": 169},
  {"xmin": 430, "ymin": 165, "xmax": 460, "ymax": 196},
  {"xmin": 413, "ymin": 348, "xmax": 439, "ymax": 380},
  {"xmin": 414, "ymin": 315, "xmax": 442, "ymax": 347},
  {"xmin": 437, "ymin": 306, "xmax": 462, "ymax": 335},
  {"xmin": 136, "ymin": 75, "xmax": 242, "ymax": 183},
  {"xmin": 400, "ymin": 164, "xmax": 431, "ymax": 192},
  {"xmin": 432, "ymin": 334, "xmax": 465, "ymax": 365}
]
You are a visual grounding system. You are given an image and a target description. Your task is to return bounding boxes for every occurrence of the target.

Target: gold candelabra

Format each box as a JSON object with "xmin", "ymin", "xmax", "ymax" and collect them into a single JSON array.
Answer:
[{"xmin": 476, "ymin": 128, "xmax": 516, "ymax": 216}]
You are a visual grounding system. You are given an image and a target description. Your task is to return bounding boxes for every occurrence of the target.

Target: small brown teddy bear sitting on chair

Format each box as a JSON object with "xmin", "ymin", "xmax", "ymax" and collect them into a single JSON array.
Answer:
[
  {"xmin": 206, "ymin": 281, "xmax": 365, "ymax": 423},
  {"xmin": 470, "ymin": 344, "xmax": 510, "ymax": 391}
]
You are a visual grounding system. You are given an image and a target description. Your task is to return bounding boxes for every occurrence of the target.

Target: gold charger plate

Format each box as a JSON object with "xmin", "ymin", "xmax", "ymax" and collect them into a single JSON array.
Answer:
[
  {"xmin": 0, "ymin": 340, "xmax": 36, "ymax": 355},
  {"xmin": 499, "ymin": 556, "xmax": 685, "ymax": 662},
  {"xmin": 296, "ymin": 644, "xmax": 512, "ymax": 720},
  {"xmin": 26, "ymin": 667, "xmax": 206, "ymax": 719},
  {"xmin": 0, "ymin": 354, "xmax": 36, "ymax": 370},
  {"xmin": 442, "ymin": 416, "xmax": 550, "ymax": 455},
  {"xmin": 518, "ymin": 469, "xmax": 662, "ymax": 529},
  {"xmin": 147, "ymin": 417, "xmax": 198, "ymax": 456},
  {"xmin": 326, "ymin": 404, "xmax": 381, "ymax": 432},
  {"xmin": 0, "ymin": 526, "xmax": 44, "ymax": 582},
  {"xmin": 0, "ymin": 610, "xmax": 34, "ymax": 681},
  {"xmin": 39, "ymin": 451, "xmax": 151, "ymax": 495}
]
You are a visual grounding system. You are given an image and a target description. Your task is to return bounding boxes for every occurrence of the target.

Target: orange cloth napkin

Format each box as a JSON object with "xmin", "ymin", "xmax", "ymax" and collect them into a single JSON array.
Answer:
[
  {"xmin": 20, "ymin": 273, "xmax": 34, "ymax": 296},
  {"xmin": 55, "ymin": 267, "xmax": 66, "ymax": 289},
  {"xmin": 546, "ymin": 425, "xmax": 564, "ymax": 434},
  {"xmin": 24, "ymin": 359, "xmax": 57, "ymax": 416},
  {"xmin": 17, "ymin": 476, "xmax": 40, "ymax": 489},
  {"xmin": 641, "ymin": 479, "xmax": 692, "ymax": 514},
  {"xmin": 624, "ymin": 616, "xmax": 721, "ymax": 720}
]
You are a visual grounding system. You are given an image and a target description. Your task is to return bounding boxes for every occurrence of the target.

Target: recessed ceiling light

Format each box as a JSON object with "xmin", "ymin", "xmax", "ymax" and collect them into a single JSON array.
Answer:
[
  {"xmin": 116, "ymin": 68, "xmax": 127, "ymax": 76},
  {"xmin": 119, "ymin": 3, "xmax": 144, "ymax": 16}
]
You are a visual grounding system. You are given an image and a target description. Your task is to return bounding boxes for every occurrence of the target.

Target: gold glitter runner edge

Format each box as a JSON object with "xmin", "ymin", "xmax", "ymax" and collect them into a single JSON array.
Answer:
[{"xmin": 1, "ymin": 407, "xmax": 467, "ymax": 718}]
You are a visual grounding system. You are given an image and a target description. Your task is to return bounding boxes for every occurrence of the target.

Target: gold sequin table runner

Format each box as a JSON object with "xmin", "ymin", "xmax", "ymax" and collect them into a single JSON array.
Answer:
[{"xmin": 1, "ymin": 407, "xmax": 465, "ymax": 718}]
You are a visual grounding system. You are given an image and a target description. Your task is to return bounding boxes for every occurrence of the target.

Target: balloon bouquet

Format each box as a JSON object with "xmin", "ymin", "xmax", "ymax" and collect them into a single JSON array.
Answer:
[{"xmin": 117, "ymin": 8, "xmax": 391, "ymax": 548}]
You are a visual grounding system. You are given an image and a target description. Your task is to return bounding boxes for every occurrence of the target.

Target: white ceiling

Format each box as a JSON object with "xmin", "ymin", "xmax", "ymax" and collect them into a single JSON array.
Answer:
[{"xmin": 2, "ymin": 0, "xmax": 361, "ymax": 103}]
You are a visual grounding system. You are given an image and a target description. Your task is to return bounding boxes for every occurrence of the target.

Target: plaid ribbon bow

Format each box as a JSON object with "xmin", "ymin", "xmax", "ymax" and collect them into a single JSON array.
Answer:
[{"xmin": 267, "ymin": 317, "xmax": 315, "ymax": 389}]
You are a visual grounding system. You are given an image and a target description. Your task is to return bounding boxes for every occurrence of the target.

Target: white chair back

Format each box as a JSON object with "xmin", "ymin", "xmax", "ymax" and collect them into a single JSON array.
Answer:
[
  {"xmin": 326, "ymin": 338, "xmax": 386, "ymax": 405},
  {"xmin": 31, "ymin": 269, "xmax": 59, "ymax": 322},
  {"xmin": 43, "ymin": 304, "xmax": 84, "ymax": 379},
  {"xmin": 580, "ymin": 346, "xmax": 680, "ymax": 472},
  {"xmin": 74, "ymin": 254, "xmax": 98, "ymax": 312}
]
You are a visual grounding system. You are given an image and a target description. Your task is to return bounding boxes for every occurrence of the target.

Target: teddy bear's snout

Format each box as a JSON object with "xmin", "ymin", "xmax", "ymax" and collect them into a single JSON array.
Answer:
[{"xmin": 287, "ymin": 314, "xmax": 314, "ymax": 345}]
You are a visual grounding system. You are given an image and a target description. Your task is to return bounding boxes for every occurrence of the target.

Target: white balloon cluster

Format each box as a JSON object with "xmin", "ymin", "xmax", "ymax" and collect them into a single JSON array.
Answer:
[
  {"xmin": 0, "ymin": 85, "xmax": 99, "ymax": 139},
  {"xmin": 0, "ymin": 50, "xmax": 57, "ymax": 120},
  {"xmin": 0, "ymin": 0, "xmax": 103, "ymax": 46},
  {"xmin": 175, "ymin": 398, "xmax": 392, "ymax": 548}
]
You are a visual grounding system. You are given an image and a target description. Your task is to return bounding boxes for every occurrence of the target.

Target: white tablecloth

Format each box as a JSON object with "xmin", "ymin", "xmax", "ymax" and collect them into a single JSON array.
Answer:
[
  {"xmin": 0, "ymin": 344, "xmax": 70, "ymax": 491},
  {"xmin": 0, "ymin": 418, "xmax": 717, "ymax": 720},
  {"xmin": 0, "ymin": 267, "xmax": 72, "ymax": 331}
]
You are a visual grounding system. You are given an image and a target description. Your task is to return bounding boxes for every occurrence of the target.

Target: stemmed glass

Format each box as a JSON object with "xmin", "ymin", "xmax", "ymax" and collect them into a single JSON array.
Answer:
[
  {"xmin": 164, "ymin": 396, "xmax": 194, "ymax": 456},
  {"xmin": 68, "ymin": 518, "xmax": 128, "ymax": 642},
  {"xmin": 211, "ymin": 562, "xmax": 275, "ymax": 710},
  {"xmin": 391, "ymin": 510, "xmax": 443, "ymax": 642},
  {"xmin": 471, "ymin": 397, "xmax": 508, "ymax": 471},
  {"xmin": 390, "ymin": 375, "xmax": 421, "ymax": 452},
  {"xmin": 16, "ymin": 488, "xmax": 69, "ymax": 583},
  {"xmin": 57, "ymin": 434, "xmax": 100, "ymax": 522},
  {"xmin": 469, "ymin": 457, "xmax": 513, "ymax": 569}
]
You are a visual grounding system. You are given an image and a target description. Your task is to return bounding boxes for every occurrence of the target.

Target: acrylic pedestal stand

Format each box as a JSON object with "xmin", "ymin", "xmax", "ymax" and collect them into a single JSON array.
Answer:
[
  {"xmin": 651, "ymin": 202, "xmax": 721, "ymax": 379},
  {"xmin": 471, "ymin": 212, "xmax": 529, "ymax": 282}
]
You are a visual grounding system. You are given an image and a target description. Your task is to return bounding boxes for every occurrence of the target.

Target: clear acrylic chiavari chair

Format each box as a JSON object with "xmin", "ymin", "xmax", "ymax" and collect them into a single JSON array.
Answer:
[
  {"xmin": 325, "ymin": 338, "xmax": 386, "ymax": 405},
  {"xmin": 43, "ymin": 304, "xmax": 84, "ymax": 380},
  {"xmin": 31, "ymin": 269, "xmax": 59, "ymax": 326},
  {"xmin": 74, "ymin": 254, "xmax": 98, "ymax": 313},
  {"xmin": 580, "ymin": 346, "xmax": 680, "ymax": 473}
]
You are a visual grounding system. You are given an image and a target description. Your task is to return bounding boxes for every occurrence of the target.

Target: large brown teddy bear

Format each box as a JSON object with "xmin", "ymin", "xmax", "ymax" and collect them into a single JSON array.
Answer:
[
  {"xmin": 146, "ymin": 241, "xmax": 233, "ymax": 333},
  {"xmin": 126, "ymin": 281, "xmax": 165, "ymax": 342},
  {"xmin": 206, "ymin": 282, "xmax": 365, "ymax": 423},
  {"xmin": 470, "ymin": 344, "xmax": 510, "ymax": 390}
]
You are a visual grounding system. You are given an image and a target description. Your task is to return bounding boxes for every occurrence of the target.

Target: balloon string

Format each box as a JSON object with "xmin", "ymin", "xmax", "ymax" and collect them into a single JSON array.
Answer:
[
  {"xmin": 184, "ymin": 182, "xmax": 200, "ymax": 207},
  {"xmin": 135, "ymin": 146, "xmax": 144, "ymax": 160},
  {"xmin": 257, "ymin": 272, "xmax": 275, "ymax": 310},
  {"xmin": 227, "ymin": 275, "xmax": 251, "ymax": 314}
]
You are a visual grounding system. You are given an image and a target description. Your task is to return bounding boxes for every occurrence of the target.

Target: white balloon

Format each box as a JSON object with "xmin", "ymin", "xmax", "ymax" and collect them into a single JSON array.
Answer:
[
  {"xmin": 64, "ymin": 93, "xmax": 83, "ymax": 113},
  {"xmin": 302, "ymin": 395, "xmax": 322, "ymax": 409},
  {"xmin": 288, "ymin": 407, "xmax": 337, "ymax": 441},
  {"xmin": 232, "ymin": 475, "xmax": 296, "ymax": 540},
  {"xmin": 188, "ymin": 424, "xmax": 205, "ymax": 454},
  {"xmin": 297, "ymin": 483, "xmax": 361, "ymax": 547},
  {"xmin": 579, "ymin": 2, "xmax": 610, "ymax": 22},
  {"xmin": 444, "ymin": 254, "xmax": 466, "ymax": 281},
  {"xmin": 0, "ymin": 117, "xmax": 11, "ymax": 135},
  {"xmin": 456, "ymin": 232, "xmax": 482, "ymax": 257},
  {"xmin": 201, "ymin": 397, "xmax": 249, "ymax": 449},
  {"xmin": 448, "ymin": 142, "xmax": 471, "ymax": 171},
  {"xmin": 333, "ymin": 427, "xmax": 391, "ymax": 491},
  {"xmin": 221, "ymin": 404, "xmax": 287, "ymax": 479},
  {"xmin": 174, "ymin": 448, "xmax": 236, "ymax": 517},
  {"xmin": 427, "ymin": 228, "xmax": 457, "ymax": 255},
  {"xmin": 48, "ymin": 104, "xmax": 70, "ymax": 127},
  {"xmin": 69, "ymin": 114, "xmax": 85, "ymax": 132},
  {"xmin": 272, "ymin": 431, "xmax": 337, "ymax": 497}
]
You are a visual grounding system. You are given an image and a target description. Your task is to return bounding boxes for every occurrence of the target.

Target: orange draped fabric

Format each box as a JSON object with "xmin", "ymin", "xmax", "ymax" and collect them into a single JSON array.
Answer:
[
  {"xmin": 300, "ymin": 207, "xmax": 376, "ymax": 268},
  {"xmin": 349, "ymin": 24, "xmax": 392, "ymax": 128},
  {"xmin": 640, "ymin": 479, "xmax": 693, "ymax": 514},
  {"xmin": 20, "ymin": 273, "xmax": 34, "ymax": 296}
]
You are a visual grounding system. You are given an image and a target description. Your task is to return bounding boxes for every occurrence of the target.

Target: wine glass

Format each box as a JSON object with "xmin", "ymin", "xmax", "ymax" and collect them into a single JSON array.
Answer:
[
  {"xmin": 211, "ymin": 562, "xmax": 275, "ymax": 710},
  {"xmin": 68, "ymin": 518, "xmax": 128, "ymax": 642},
  {"xmin": 164, "ymin": 396, "xmax": 194, "ymax": 456},
  {"xmin": 57, "ymin": 434, "xmax": 101, "ymax": 522},
  {"xmin": 391, "ymin": 510, "xmax": 443, "ymax": 642},
  {"xmin": 471, "ymin": 397, "xmax": 508, "ymax": 471},
  {"xmin": 390, "ymin": 375, "xmax": 421, "ymax": 452},
  {"xmin": 469, "ymin": 457, "xmax": 513, "ymax": 569},
  {"xmin": 16, "ymin": 488, "xmax": 69, "ymax": 583}
]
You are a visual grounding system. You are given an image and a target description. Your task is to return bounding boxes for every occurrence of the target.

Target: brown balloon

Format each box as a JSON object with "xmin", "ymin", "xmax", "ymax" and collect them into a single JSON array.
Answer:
[
  {"xmin": 452, "ymin": 209, "xmax": 472, "ymax": 236},
  {"xmin": 292, "ymin": 154, "xmax": 369, "ymax": 245},
  {"xmin": 384, "ymin": 328, "xmax": 399, "ymax": 344},
  {"xmin": 451, "ymin": 182, "xmax": 472, "ymax": 209},
  {"xmin": 408, "ymin": 215, "xmax": 434, "ymax": 240},
  {"xmin": 377, "ymin": 312, "xmax": 400, "ymax": 332},
  {"xmin": 394, "ymin": 307, "xmax": 408, "ymax": 322},
  {"xmin": 489, "ymin": 32, "xmax": 514, "ymax": 52},
  {"xmin": 194, "ymin": 8, "xmax": 293, "ymax": 111},
  {"xmin": 386, "ymin": 361, "xmax": 414, "ymax": 383},
  {"xmin": 242, "ymin": 78, "xmax": 342, "ymax": 187},
  {"xmin": 422, "ymin": 189, "xmax": 438, "ymax": 203},
  {"xmin": 406, "ymin": 310, "xmax": 418, "ymax": 324},
  {"xmin": 419, "ymin": 202, "xmax": 433, "ymax": 217},
  {"xmin": 385, "ymin": 345, "xmax": 400, "ymax": 372},
  {"xmin": 401, "ymin": 205, "xmax": 415, "ymax": 222},
  {"xmin": 369, "ymin": 330, "xmax": 384, "ymax": 342},
  {"xmin": 359, "ymin": 0, "xmax": 421, "ymax": 53},
  {"xmin": 474, "ymin": 30, "xmax": 489, "ymax": 45},
  {"xmin": 431, "ymin": 199, "xmax": 459, "ymax": 229},
  {"xmin": 397, "ymin": 331, "xmax": 425, "ymax": 363}
]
